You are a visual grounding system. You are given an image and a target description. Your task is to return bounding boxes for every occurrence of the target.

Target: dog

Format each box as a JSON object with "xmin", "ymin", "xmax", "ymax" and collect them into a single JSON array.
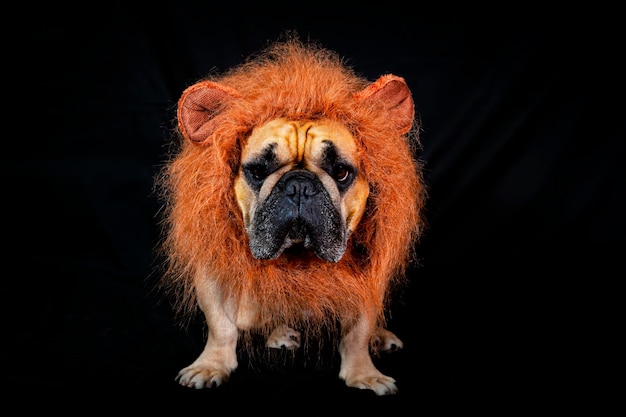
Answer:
[{"xmin": 157, "ymin": 36, "xmax": 426, "ymax": 396}]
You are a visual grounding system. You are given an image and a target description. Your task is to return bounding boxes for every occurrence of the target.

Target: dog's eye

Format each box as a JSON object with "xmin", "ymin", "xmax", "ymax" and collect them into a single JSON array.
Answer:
[
  {"xmin": 333, "ymin": 164, "xmax": 351, "ymax": 183},
  {"xmin": 250, "ymin": 166, "xmax": 267, "ymax": 180},
  {"xmin": 243, "ymin": 163, "xmax": 270, "ymax": 185}
]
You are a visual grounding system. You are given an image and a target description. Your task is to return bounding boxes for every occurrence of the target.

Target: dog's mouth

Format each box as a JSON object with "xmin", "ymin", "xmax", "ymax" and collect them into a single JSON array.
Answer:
[
  {"xmin": 248, "ymin": 214, "xmax": 346, "ymax": 263},
  {"xmin": 279, "ymin": 220, "xmax": 314, "ymax": 254},
  {"xmin": 282, "ymin": 241, "xmax": 310, "ymax": 257},
  {"xmin": 286, "ymin": 221, "xmax": 309, "ymax": 244}
]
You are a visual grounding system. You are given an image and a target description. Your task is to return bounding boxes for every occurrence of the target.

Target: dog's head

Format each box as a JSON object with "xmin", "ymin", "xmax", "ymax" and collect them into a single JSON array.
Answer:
[
  {"xmin": 233, "ymin": 118, "xmax": 368, "ymax": 262},
  {"xmin": 176, "ymin": 71, "xmax": 414, "ymax": 266},
  {"xmin": 167, "ymin": 38, "xmax": 421, "ymax": 286}
]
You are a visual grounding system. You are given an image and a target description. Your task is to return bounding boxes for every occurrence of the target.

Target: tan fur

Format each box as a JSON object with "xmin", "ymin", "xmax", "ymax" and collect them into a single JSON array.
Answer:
[{"xmin": 156, "ymin": 36, "xmax": 426, "ymax": 395}]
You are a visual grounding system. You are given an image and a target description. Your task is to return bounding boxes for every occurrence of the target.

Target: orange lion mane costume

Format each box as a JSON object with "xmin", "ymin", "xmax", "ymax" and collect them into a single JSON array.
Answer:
[{"xmin": 157, "ymin": 36, "xmax": 426, "ymax": 351}]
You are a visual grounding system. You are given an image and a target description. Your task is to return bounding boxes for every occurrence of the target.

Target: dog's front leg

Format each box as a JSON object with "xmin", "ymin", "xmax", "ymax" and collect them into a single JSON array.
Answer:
[
  {"xmin": 176, "ymin": 279, "xmax": 239, "ymax": 389},
  {"xmin": 339, "ymin": 314, "xmax": 398, "ymax": 395}
]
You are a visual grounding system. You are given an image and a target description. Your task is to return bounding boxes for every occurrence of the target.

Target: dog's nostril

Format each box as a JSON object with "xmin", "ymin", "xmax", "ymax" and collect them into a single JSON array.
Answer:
[
  {"xmin": 284, "ymin": 183, "xmax": 298, "ymax": 196},
  {"xmin": 302, "ymin": 184, "xmax": 315, "ymax": 196}
]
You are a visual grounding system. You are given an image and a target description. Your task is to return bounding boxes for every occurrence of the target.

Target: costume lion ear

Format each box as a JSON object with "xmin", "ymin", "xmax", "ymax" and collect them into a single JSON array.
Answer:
[
  {"xmin": 177, "ymin": 81, "xmax": 241, "ymax": 144},
  {"xmin": 354, "ymin": 74, "xmax": 414, "ymax": 134}
]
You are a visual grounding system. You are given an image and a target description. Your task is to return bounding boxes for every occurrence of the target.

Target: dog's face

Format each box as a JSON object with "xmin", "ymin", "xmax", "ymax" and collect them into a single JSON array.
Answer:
[{"xmin": 234, "ymin": 118, "xmax": 369, "ymax": 263}]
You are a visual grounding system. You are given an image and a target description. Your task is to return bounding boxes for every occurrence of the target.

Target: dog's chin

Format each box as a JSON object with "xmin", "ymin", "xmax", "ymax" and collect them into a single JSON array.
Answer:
[
  {"xmin": 249, "ymin": 227, "xmax": 347, "ymax": 263},
  {"xmin": 279, "ymin": 237, "xmax": 346, "ymax": 263},
  {"xmin": 280, "ymin": 237, "xmax": 313, "ymax": 258}
]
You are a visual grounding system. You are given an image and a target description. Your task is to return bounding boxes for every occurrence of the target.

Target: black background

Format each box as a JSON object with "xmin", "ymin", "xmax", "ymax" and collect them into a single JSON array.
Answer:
[{"xmin": 6, "ymin": 3, "xmax": 623, "ymax": 413}]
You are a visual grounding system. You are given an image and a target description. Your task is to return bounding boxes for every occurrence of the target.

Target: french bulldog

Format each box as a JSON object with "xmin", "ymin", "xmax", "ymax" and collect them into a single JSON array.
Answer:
[{"xmin": 158, "ymin": 37, "xmax": 425, "ymax": 396}]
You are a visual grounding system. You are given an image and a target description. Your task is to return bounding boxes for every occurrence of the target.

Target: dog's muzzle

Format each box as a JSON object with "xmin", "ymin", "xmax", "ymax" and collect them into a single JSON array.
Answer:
[{"xmin": 247, "ymin": 170, "xmax": 347, "ymax": 262}]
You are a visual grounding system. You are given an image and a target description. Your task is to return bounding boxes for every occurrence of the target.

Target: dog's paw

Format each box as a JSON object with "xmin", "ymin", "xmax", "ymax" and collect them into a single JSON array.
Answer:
[
  {"xmin": 371, "ymin": 327, "xmax": 404, "ymax": 354},
  {"xmin": 266, "ymin": 324, "xmax": 301, "ymax": 349},
  {"xmin": 345, "ymin": 373, "xmax": 398, "ymax": 396},
  {"xmin": 175, "ymin": 365, "xmax": 230, "ymax": 389}
]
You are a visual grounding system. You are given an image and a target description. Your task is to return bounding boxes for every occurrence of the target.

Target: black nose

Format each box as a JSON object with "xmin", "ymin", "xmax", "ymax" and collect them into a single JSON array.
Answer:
[{"xmin": 280, "ymin": 171, "xmax": 319, "ymax": 204}]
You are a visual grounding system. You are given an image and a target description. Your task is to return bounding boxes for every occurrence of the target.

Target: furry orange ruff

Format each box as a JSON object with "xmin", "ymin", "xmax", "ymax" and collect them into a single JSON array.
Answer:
[{"xmin": 157, "ymin": 37, "xmax": 426, "ymax": 349}]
